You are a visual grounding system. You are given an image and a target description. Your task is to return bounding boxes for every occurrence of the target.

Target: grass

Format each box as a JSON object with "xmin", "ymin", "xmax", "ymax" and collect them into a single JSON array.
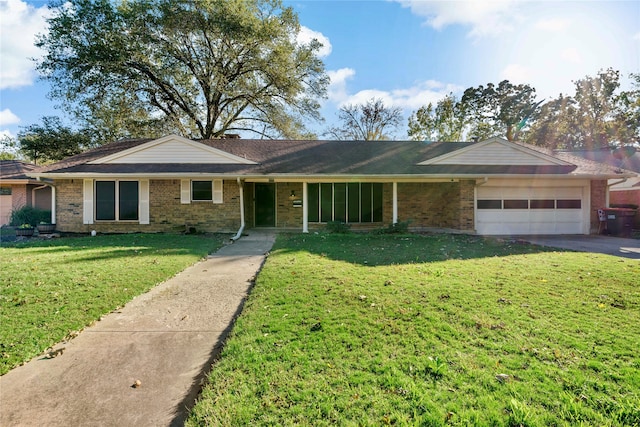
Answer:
[
  {"xmin": 188, "ymin": 233, "xmax": 640, "ymax": 426},
  {"xmin": 0, "ymin": 233, "xmax": 226, "ymax": 375}
]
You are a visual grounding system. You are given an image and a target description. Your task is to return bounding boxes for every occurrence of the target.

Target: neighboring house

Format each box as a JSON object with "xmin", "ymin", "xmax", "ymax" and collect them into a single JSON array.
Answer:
[
  {"xmin": 30, "ymin": 135, "xmax": 637, "ymax": 236},
  {"xmin": 0, "ymin": 160, "xmax": 53, "ymax": 226},
  {"xmin": 563, "ymin": 147, "xmax": 640, "ymax": 208}
]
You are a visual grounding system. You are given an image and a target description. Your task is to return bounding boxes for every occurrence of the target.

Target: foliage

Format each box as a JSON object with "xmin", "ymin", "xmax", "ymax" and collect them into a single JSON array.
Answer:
[
  {"xmin": 9, "ymin": 206, "xmax": 51, "ymax": 227},
  {"xmin": 0, "ymin": 233, "xmax": 225, "ymax": 375},
  {"xmin": 17, "ymin": 116, "xmax": 91, "ymax": 164},
  {"xmin": 460, "ymin": 80, "xmax": 541, "ymax": 141},
  {"xmin": 408, "ymin": 93, "xmax": 467, "ymax": 141},
  {"xmin": 0, "ymin": 135, "xmax": 19, "ymax": 160},
  {"xmin": 36, "ymin": 0, "xmax": 329, "ymax": 141},
  {"xmin": 375, "ymin": 220, "xmax": 411, "ymax": 234},
  {"xmin": 525, "ymin": 68, "xmax": 638, "ymax": 149},
  {"xmin": 325, "ymin": 98, "xmax": 403, "ymax": 140},
  {"xmin": 325, "ymin": 221, "xmax": 351, "ymax": 234},
  {"xmin": 188, "ymin": 233, "xmax": 640, "ymax": 426}
]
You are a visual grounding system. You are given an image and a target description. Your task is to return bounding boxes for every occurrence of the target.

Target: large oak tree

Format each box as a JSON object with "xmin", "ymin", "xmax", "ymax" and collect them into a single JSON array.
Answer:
[{"xmin": 36, "ymin": 0, "xmax": 329, "ymax": 142}]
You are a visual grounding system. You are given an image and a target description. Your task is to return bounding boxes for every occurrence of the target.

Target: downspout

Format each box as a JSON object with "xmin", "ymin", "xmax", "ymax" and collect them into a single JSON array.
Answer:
[
  {"xmin": 606, "ymin": 178, "xmax": 628, "ymax": 207},
  {"xmin": 231, "ymin": 178, "xmax": 245, "ymax": 241},
  {"xmin": 34, "ymin": 179, "xmax": 56, "ymax": 224}
]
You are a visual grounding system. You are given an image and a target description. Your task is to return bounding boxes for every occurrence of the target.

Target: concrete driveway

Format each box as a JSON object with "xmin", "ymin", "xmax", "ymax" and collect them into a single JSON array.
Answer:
[{"xmin": 515, "ymin": 235, "xmax": 640, "ymax": 259}]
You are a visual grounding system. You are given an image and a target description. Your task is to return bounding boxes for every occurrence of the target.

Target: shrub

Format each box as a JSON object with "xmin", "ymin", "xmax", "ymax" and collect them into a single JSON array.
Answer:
[
  {"xmin": 325, "ymin": 221, "xmax": 351, "ymax": 234},
  {"xmin": 9, "ymin": 206, "xmax": 51, "ymax": 227},
  {"xmin": 375, "ymin": 220, "xmax": 411, "ymax": 234}
]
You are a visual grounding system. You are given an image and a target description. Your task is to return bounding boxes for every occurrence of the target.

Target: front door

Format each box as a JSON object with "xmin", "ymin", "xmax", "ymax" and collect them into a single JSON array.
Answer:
[{"xmin": 255, "ymin": 183, "xmax": 276, "ymax": 227}]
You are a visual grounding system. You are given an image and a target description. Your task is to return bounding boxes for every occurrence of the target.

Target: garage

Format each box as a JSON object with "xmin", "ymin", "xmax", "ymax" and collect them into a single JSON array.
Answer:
[{"xmin": 476, "ymin": 184, "xmax": 587, "ymax": 235}]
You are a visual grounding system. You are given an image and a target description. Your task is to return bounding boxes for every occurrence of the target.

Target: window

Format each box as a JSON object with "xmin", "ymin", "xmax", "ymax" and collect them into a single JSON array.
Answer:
[
  {"xmin": 530, "ymin": 199, "xmax": 555, "ymax": 209},
  {"xmin": 503, "ymin": 199, "xmax": 528, "ymax": 209},
  {"xmin": 477, "ymin": 200, "xmax": 502, "ymax": 209},
  {"xmin": 192, "ymin": 181, "xmax": 212, "ymax": 201},
  {"xmin": 95, "ymin": 181, "xmax": 139, "ymax": 221},
  {"xmin": 0, "ymin": 187, "xmax": 11, "ymax": 196},
  {"xmin": 556, "ymin": 199, "xmax": 581, "ymax": 209},
  {"xmin": 307, "ymin": 183, "xmax": 383, "ymax": 223}
]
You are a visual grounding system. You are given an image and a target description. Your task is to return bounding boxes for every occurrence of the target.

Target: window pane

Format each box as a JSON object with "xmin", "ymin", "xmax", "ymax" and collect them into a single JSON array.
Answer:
[
  {"xmin": 557, "ymin": 199, "xmax": 581, "ymax": 209},
  {"xmin": 119, "ymin": 181, "xmax": 139, "ymax": 220},
  {"xmin": 504, "ymin": 199, "xmax": 528, "ymax": 209},
  {"xmin": 530, "ymin": 199, "xmax": 555, "ymax": 209},
  {"xmin": 372, "ymin": 183, "xmax": 383, "ymax": 222},
  {"xmin": 192, "ymin": 181, "xmax": 212, "ymax": 201},
  {"xmin": 334, "ymin": 183, "xmax": 346, "ymax": 222},
  {"xmin": 361, "ymin": 183, "xmax": 372, "ymax": 222},
  {"xmin": 308, "ymin": 184, "xmax": 319, "ymax": 222},
  {"xmin": 320, "ymin": 183, "xmax": 332, "ymax": 222},
  {"xmin": 96, "ymin": 181, "xmax": 116, "ymax": 220},
  {"xmin": 0, "ymin": 187, "xmax": 11, "ymax": 196},
  {"xmin": 347, "ymin": 183, "xmax": 360, "ymax": 223},
  {"xmin": 477, "ymin": 200, "xmax": 501, "ymax": 209}
]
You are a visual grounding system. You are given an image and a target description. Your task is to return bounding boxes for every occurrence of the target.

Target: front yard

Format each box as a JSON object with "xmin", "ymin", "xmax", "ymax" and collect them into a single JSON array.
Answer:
[
  {"xmin": 188, "ymin": 233, "xmax": 639, "ymax": 426},
  {"xmin": 0, "ymin": 233, "xmax": 225, "ymax": 375}
]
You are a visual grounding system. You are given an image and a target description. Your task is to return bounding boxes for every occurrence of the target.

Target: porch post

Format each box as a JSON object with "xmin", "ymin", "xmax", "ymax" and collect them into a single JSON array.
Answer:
[
  {"xmin": 392, "ymin": 181, "xmax": 398, "ymax": 224},
  {"xmin": 302, "ymin": 181, "xmax": 309, "ymax": 233},
  {"xmin": 51, "ymin": 186, "xmax": 56, "ymax": 224}
]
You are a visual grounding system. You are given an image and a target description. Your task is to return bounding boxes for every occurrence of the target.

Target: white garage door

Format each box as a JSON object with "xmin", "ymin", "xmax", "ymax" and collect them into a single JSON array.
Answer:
[{"xmin": 476, "ymin": 186, "xmax": 585, "ymax": 235}]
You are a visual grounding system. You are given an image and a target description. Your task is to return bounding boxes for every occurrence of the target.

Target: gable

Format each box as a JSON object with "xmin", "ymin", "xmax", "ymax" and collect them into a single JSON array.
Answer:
[
  {"xmin": 89, "ymin": 135, "xmax": 257, "ymax": 165},
  {"xmin": 418, "ymin": 137, "xmax": 572, "ymax": 167}
]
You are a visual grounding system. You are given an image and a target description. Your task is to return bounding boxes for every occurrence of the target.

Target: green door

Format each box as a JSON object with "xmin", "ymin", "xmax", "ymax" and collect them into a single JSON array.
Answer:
[{"xmin": 255, "ymin": 183, "xmax": 276, "ymax": 227}]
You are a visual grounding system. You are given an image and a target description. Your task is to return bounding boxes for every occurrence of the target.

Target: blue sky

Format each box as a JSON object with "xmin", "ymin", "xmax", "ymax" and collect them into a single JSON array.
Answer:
[{"xmin": 1, "ymin": 0, "xmax": 639, "ymax": 141}]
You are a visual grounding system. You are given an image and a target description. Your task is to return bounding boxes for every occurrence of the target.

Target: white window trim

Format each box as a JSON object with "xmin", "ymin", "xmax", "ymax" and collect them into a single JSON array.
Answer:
[{"xmin": 182, "ymin": 179, "xmax": 223, "ymax": 204}]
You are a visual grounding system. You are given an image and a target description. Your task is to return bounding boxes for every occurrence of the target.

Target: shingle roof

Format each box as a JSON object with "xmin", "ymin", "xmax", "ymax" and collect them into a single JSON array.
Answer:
[
  {"xmin": 0, "ymin": 160, "xmax": 41, "ymax": 181},
  {"xmin": 34, "ymin": 138, "xmax": 631, "ymax": 178}
]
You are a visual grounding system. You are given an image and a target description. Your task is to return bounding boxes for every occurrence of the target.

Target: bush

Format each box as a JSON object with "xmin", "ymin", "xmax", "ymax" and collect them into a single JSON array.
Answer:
[
  {"xmin": 9, "ymin": 206, "xmax": 51, "ymax": 227},
  {"xmin": 325, "ymin": 221, "xmax": 351, "ymax": 234},
  {"xmin": 375, "ymin": 220, "xmax": 411, "ymax": 234}
]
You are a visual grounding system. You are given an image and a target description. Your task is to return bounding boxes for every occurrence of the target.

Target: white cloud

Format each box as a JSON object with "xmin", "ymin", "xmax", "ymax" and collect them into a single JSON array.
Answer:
[
  {"xmin": 327, "ymin": 68, "xmax": 356, "ymax": 103},
  {"xmin": 0, "ymin": 0, "xmax": 52, "ymax": 89},
  {"xmin": 0, "ymin": 109, "xmax": 20, "ymax": 126},
  {"xmin": 534, "ymin": 18, "xmax": 571, "ymax": 32},
  {"xmin": 297, "ymin": 26, "xmax": 332, "ymax": 58},
  {"xmin": 394, "ymin": 0, "xmax": 520, "ymax": 37},
  {"xmin": 338, "ymin": 80, "xmax": 463, "ymax": 111}
]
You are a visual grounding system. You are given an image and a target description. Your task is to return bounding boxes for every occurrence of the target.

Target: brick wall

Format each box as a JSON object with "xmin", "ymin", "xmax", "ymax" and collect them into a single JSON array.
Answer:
[
  {"xmin": 276, "ymin": 182, "xmax": 303, "ymax": 229},
  {"xmin": 397, "ymin": 181, "xmax": 473, "ymax": 230},
  {"xmin": 55, "ymin": 179, "xmax": 242, "ymax": 233}
]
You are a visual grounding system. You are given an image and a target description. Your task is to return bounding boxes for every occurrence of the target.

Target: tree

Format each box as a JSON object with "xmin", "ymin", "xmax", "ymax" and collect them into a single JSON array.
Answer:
[
  {"xmin": 36, "ymin": 0, "xmax": 329, "ymax": 141},
  {"xmin": 0, "ymin": 135, "xmax": 19, "ymax": 160},
  {"xmin": 325, "ymin": 98, "xmax": 403, "ymax": 140},
  {"xmin": 407, "ymin": 93, "xmax": 467, "ymax": 141},
  {"xmin": 525, "ymin": 68, "xmax": 637, "ymax": 149},
  {"xmin": 460, "ymin": 80, "xmax": 541, "ymax": 141},
  {"xmin": 17, "ymin": 117, "xmax": 91, "ymax": 164}
]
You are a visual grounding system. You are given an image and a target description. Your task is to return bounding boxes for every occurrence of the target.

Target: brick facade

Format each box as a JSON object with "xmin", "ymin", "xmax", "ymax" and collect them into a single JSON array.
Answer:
[
  {"xmin": 55, "ymin": 179, "xmax": 242, "ymax": 233},
  {"xmin": 397, "ymin": 181, "xmax": 474, "ymax": 231}
]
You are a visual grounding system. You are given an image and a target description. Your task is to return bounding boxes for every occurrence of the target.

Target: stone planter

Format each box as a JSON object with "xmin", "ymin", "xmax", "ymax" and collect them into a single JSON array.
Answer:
[
  {"xmin": 37, "ymin": 224, "xmax": 56, "ymax": 234},
  {"xmin": 15, "ymin": 227, "xmax": 35, "ymax": 237}
]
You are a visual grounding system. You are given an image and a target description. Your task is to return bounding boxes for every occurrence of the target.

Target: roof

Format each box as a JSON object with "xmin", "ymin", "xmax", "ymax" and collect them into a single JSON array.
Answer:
[
  {"xmin": 560, "ymin": 147, "xmax": 640, "ymax": 173},
  {"xmin": 0, "ymin": 160, "xmax": 42, "ymax": 183},
  {"xmin": 32, "ymin": 136, "xmax": 633, "ymax": 179}
]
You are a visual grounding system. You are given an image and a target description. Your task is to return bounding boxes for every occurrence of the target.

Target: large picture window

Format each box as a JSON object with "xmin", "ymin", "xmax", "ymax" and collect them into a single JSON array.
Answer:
[
  {"xmin": 95, "ymin": 181, "xmax": 139, "ymax": 221},
  {"xmin": 307, "ymin": 183, "xmax": 383, "ymax": 223}
]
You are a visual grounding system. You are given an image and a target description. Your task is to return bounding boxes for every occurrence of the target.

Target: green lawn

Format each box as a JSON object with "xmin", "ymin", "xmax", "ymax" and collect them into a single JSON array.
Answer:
[
  {"xmin": 0, "ymin": 233, "xmax": 225, "ymax": 375},
  {"xmin": 188, "ymin": 233, "xmax": 640, "ymax": 426}
]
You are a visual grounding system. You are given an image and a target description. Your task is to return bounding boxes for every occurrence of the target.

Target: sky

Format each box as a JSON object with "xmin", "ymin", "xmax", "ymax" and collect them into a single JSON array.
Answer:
[{"xmin": 1, "ymin": 0, "xmax": 639, "ymax": 141}]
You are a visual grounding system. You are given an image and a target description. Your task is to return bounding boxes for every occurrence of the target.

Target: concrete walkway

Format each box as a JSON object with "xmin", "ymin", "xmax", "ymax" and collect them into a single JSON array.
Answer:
[
  {"xmin": 0, "ymin": 231, "xmax": 276, "ymax": 427},
  {"xmin": 515, "ymin": 234, "xmax": 640, "ymax": 260}
]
